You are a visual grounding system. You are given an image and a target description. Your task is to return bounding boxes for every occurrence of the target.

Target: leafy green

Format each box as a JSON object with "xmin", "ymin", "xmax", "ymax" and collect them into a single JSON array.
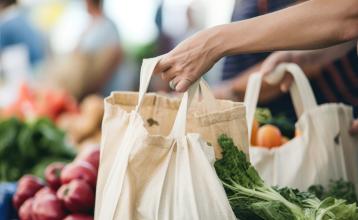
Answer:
[
  {"xmin": 0, "ymin": 117, "xmax": 75, "ymax": 182},
  {"xmin": 214, "ymin": 134, "xmax": 358, "ymax": 220},
  {"xmin": 214, "ymin": 134, "xmax": 304, "ymax": 220},
  {"xmin": 308, "ymin": 179, "xmax": 357, "ymax": 204}
]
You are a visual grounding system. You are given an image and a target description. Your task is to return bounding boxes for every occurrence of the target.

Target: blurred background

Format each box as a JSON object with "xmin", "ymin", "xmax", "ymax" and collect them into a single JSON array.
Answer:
[
  {"xmin": 0, "ymin": 0, "xmax": 235, "ymax": 103},
  {"xmin": 1, "ymin": 0, "xmax": 356, "ymax": 131}
]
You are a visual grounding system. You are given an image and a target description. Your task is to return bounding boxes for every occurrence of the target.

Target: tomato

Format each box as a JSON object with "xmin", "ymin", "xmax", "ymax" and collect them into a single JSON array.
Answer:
[{"xmin": 256, "ymin": 124, "xmax": 282, "ymax": 148}]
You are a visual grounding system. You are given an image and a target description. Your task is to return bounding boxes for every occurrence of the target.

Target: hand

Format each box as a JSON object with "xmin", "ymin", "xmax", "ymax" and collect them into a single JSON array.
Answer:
[
  {"xmin": 350, "ymin": 119, "xmax": 358, "ymax": 135},
  {"xmin": 154, "ymin": 27, "xmax": 224, "ymax": 92},
  {"xmin": 260, "ymin": 51, "xmax": 298, "ymax": 92}
]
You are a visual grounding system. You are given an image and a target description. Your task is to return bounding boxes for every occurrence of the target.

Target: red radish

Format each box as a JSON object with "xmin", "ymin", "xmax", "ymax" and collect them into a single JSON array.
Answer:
[
  {"xmin": 34, "ymin": 187, "xmax": 56, "ymax": 198},
  {"xmin": 31, "ymin": 194, "xmax": 66, "ymax": 220},
  {"xmin": 45, "ymin": 162, "xmax": 65, "ymax": 190},
  {"xmin": 64, "ymin": 214, "xmax": 93, "ymax": 220},
  {"xmin": 19, "ymin": 198, "xmax": 34, "ymax": 220},
  {"xmin": 76, "ymin": 145, "xmax": 100, "ymax": 170},
  {"xmin": 57, "ymin": 179, "xmax": 95, "ymax": 213},
  {"xmin": 13, "ymin": 175, "xmax": 44, "ymax": 210},
  {"xmin": 61, "ymin": 161, "xmax": 97, "ymax": 188}
]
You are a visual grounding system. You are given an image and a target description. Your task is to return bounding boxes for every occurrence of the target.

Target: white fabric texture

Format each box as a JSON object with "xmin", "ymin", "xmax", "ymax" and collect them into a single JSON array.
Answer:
[
  {"xmin": 245, "ymin": 63, "xmax": 358, "ymax": 193},
  {"xmin": 95, "ymin": 57, "xmax": 238, "ymax": 220}
]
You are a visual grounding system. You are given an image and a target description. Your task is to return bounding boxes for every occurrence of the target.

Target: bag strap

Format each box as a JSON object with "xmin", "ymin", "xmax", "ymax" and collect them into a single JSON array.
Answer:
[
  {"xmin": 134, "ymin": 56, "xmax": 218, "ymax": 138},
  {"xmin": 169, "ymin": 80, "xmax": 200, "ymax": 138},
  {"xmin": 244, "ymin": 74, "xmax": 262, "ymax": 138},
  {"xmin": 135, "ymin": 56, "xmax": 162, "ymax": 112},
  {"xmin": 244, "ymin": 63, "xmax": 318, "ymax": 137}
]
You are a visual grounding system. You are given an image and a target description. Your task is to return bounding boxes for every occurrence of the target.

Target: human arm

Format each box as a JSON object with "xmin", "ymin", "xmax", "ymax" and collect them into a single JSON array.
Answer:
[
  {"xmin": 214, "ymin": 62, "xmax": 283, "ymax": 103},
  {"xmin": 155, "ymin": 0, "xmax": 358, "ymax": 92},
  {"xmin": 260, "ymin": 40, "xmax": 356, "ymax": 91}
]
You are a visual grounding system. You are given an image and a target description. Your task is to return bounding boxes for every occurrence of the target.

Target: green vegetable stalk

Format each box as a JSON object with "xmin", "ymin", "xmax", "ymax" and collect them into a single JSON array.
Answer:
[{"xmin": 214, "ymin": 134, "xmax": 358, "ymax": 220}]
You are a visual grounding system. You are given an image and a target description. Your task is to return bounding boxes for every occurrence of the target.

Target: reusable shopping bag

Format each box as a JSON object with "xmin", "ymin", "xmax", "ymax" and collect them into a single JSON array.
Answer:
[
  {"xmin": 245, "ymin": 63, "xmax": 358, "ymax": 193},
  {"xmin": 94, "ymin": 56, "xmax": 246, "ymax": 220}
]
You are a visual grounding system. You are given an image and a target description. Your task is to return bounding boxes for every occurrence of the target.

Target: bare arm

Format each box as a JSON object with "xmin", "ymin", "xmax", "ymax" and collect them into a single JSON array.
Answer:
[
  {"xmin": 221, "ymin": 0, "xmax": 358, "ymax": 55},
  {"xmin": 155, "ymin": 0, "xmax": 358, "ymax": 92},
  {"xmin": 214, "ymin": 63, "xmax": 282, "ymax": 103}
]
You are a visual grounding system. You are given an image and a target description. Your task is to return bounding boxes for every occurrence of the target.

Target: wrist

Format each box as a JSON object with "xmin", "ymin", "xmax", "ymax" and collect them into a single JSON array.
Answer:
[{"xmin": 208, "ymin": 25, "xmax": 229, "ymax": 59}]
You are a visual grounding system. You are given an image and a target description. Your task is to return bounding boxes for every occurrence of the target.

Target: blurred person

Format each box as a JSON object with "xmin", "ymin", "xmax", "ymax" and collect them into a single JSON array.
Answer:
[
  {"xmin": 0, "ymin": 0, "xmax": 45, "ymax": 66},
  {"xmin": 42, "ymin": 0, "xmax": 123, "ymax": 99},
  {"xmin": 154, "ymin": 0, "xmax": 358, "ymax": 134}
]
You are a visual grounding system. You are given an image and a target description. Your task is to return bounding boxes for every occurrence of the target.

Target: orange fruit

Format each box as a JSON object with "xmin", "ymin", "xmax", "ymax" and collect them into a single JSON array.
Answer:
[
  {"xmin": 281, "ymin": 136, "xmax": 289, "ymax": 144},
  {"xmin": 256, "ymin": 124, "xmax": 282, "ymax": 148},
  {"xmin": 251, "ymin": 119, "xmax": 259, "ymax": 145}
]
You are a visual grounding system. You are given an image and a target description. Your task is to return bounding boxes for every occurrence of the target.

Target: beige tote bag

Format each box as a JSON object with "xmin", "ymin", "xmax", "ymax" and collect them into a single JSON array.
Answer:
[
  {"xmin": 244, "ymin": 63, "xmax": 358, "ymax": 193},
  {"xmin": 95, "ymin": 57, "xmax": 245, "ymax": 220}
]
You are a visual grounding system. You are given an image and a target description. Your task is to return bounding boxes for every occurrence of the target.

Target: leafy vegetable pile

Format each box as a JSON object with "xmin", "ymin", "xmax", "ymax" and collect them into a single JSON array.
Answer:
[
  {"xmin": 309, "ymin": 179, "xmax": 357, "ymax": 204},
  {"xmin": 0, "ymin": 118, "xmax": 75, "ymax": 182},
  {"xmin": 214, "ymin": 134, "xmax": 358, "ymax": 220}
]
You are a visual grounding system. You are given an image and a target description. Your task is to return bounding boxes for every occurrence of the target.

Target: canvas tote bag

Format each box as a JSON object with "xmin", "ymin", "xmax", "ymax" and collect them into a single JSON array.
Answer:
[
  {"xmin": 95, "ymin": 56, "xmax": 241, "ymax": 220},
  {"xmin": 244, "ymin": 63, "xmax": 358, "ymax": 193}
]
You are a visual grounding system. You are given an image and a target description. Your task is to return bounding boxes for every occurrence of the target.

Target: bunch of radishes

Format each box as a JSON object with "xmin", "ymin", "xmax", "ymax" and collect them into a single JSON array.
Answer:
[{"xmin": 13, "ymin": 145, "xmax": 100, "ymax": 220}]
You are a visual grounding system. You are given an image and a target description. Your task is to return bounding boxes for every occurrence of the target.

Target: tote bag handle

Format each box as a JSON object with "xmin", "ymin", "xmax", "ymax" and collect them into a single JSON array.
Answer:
[
  {"xmin": 135, "ymin": 57, "xmax": 217, "ymax": 137},
  {"xmin": 244, "ymin": 63, "xmax": 318, "ymax": 138}
]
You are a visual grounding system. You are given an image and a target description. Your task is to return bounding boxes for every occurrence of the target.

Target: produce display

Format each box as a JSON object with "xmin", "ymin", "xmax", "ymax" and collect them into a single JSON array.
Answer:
[
  {"xmin": 0, "ymin": 117, "xmax": 75, "ymax": 182},
  {"xmin": 1, "ymin": 83, "xmax": 78, "ymax": 121},
  {"xmin": 12, "ymin": 145, "xmax": 99, "ymax": 220},
  {"xmin": 214, "ymin": 134, "xmax": 358, "ymax": 220},
  {"xmin": 251, "ymin": 108, "xmax": 298, "ymax": 148},
  {"xmin": 57, "ymin": 95, "xmax": 104, "ymax": 148}
]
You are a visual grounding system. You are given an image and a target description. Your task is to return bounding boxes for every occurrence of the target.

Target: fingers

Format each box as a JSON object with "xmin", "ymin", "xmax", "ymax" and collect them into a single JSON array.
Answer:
[
  {"xmin": 280, "ymin": 73, "xmax": 294, "ymax": 92},
  {"xmin": 174, "ymin": 78, "xmax": 194, "ymax": 92},
  {"xmin": 349, "ymin": 119, "xmax": 358, "ymax": 135},
  {"xmin": 154, "ymin": 55, "xmax": 173, "ymax": 75}
]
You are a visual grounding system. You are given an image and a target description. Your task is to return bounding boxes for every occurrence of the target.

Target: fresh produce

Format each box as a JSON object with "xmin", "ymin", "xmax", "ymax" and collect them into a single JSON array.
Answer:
[
  {"xmin": 64, "ymin": 214, "xmax": 94, "ymax": 220},
  {"xmin": 45, "ymin": 162, "xmax": 65, "ymax": 190},
  {"xmin": 75, "ymin": 145, "xmax": 100, "ymax": 170},
  {"xmin": 0, "ymin": 117, "xmax": 75, "ymax": 182},
  {"xmin": 61, "ymin": 161, "xmax": 97, "ymax": 188},
  {"xmin": 57, "ymin": 179, "xmax": 95, "ymax": 213},
  {"xmin": 214, "ymin": 134, "xmax": 358, "ymax": 220},
  {"xmin": 1, "ymin": 83, "xmax": 78, "ymax": 121},
  {"xmin": 251, "ymin": 119, "xmax": 259, "ymax": 146},
  {"xmin": 308, "ymin": 179, "xmax": 358, "ymax": 204},
  {"xmin": 251, "ymin": 108, "xmax": 298, "ymax": 148},
  {"xmin": 256, "ymin": 124, "xmax": 282, "ymax": 148},
  {"xmin": 57, "ymin": 95, "xmax": 104, "ymax": 146},
  {"xmin": 18, "ymin": 198, "xmax": 34, "ymax": 220},
  {"xmin": 13, "ymin": 144, "xmax": 100, "ymax": 219},
  {"xmin": 255, "ymin": 108, "xmax": 295, "ymax": 138},
  {"xmin": 35, "ymin": 187, "xmax": 56, "ymax": 198},
  {"xmin": 32, "ymin": 193, "xmax": 66, "ymax": 220},
  {"xmin": 13, "ymin": 175, "xmax": 44, "ymax": 210}
]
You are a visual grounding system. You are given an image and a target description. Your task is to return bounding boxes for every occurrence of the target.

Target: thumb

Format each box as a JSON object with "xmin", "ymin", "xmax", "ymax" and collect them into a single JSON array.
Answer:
[
  {"xmin": 280, "ymin": 73, "xmax": 294, "ymax": 92},
  {"xmin": 175, "ymin": 78, "xmax": 193, "ymax": 92}
]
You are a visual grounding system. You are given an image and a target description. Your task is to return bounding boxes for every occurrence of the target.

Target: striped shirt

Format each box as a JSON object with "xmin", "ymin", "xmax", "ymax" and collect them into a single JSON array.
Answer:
[{"xmin": 223, "ymin": 0, "xmax": 358, "ymax": 118}]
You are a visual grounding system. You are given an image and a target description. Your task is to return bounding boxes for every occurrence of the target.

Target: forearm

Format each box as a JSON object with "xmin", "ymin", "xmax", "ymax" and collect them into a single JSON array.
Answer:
[
  {"xmin": 215, "ymin": 0, "xmax": 358, "ymax": 56},
  {"xmin": 292, "ymin": 40, "xmax": 357, "ymax": 69}
]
